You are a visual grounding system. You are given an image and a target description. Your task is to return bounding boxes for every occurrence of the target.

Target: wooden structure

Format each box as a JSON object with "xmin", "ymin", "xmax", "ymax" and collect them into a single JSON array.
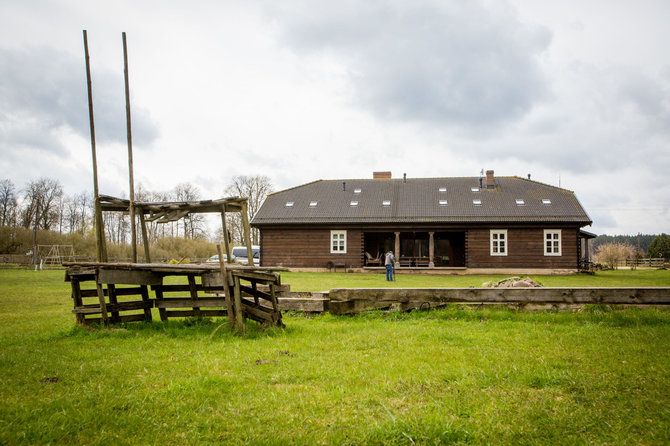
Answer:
[
  {"xmin": 65, "ymin": 262, "xmax": 284, "ymax": 330},
  {"xmin": 37, "ymin": 245, "xmax": 76, "ymax": 267},
  {"xmin": 252, "ymin": 172, "xmax": 594, "ymax": 272},
  {"xmin": 77, "ymin": 31, "xmax": 285, "ymax": 332},
  {"xmin": 270, "ymin": 287, "xmax": 670, "ymax": 315},
  {"xmin": 97, "ymin": 194, "xmax": 255, "ymax": 265}
]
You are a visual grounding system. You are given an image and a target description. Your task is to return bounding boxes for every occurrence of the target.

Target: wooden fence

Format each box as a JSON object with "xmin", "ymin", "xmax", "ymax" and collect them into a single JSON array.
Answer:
[
  {"xmin": 65, "ymin": 262, "xmax": 284, "ymax": 331},
  {"xmin": 624, "ymin": 258, "xmax": 668, "ymax": 268}
]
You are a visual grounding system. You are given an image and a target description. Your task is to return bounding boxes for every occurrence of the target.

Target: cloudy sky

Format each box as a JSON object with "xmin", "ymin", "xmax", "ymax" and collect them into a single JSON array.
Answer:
[{"xmin": 1, "ymin": 0, "xmax": 668, "ymax": 235}]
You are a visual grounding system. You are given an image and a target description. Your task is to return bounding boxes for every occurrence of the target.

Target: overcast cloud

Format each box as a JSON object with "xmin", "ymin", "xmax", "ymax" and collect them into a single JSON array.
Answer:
[{"xmin": 0, "ymin": 0, "xmax": 668, "ymax": 235}]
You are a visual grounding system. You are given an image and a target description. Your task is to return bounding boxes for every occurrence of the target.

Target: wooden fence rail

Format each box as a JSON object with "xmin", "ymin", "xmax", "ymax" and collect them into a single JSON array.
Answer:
[{"xmin": 624, "ymin": 258, "xmax": 668, "ymax": 268}]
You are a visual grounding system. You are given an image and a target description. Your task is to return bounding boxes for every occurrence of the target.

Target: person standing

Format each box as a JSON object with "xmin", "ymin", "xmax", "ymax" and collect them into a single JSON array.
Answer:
[{"xmin": 385, "ymin": 250, "xmax": 395, "ymax": 281}]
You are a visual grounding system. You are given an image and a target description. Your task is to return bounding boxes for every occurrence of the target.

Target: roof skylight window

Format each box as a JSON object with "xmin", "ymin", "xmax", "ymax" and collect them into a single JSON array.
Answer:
[
  {"xmin": 473, "ymin": 199, "xmax": 482, "ymax": 206},
  {"xmin": 353, "ymin": 188, "xmax": 362, "ymax": 194},
  {"xmin": 350, "ymin": 201, "xmax": 359, "ymax": 206},
  {"xmin": 542, "ymin": 199, "xmax": 552, "ymax": 205},
  {"xmin": 471, "ymin": 187, "xmax": 480, "ymax": 192},
  {"xmin": 285, "ymin": 202, "xmax": 294, "ymax": 207},
  {"xmin": 439, "ymin": 187, "xmax": 447, "ymax": 193},
  {"xmin": 309, "ymin": 201, "xmax": 318, "ymax": 207},
  {"xmin": 439, "ymin": 200, "xmax": 448, "ymax": 206},
  {"xmin": 382, "ymin": 200, "xmax": 391, "ymax": 207},
  {"xmin": 515, "ymin": 199, "xmax": 525, "ymax": 206}
]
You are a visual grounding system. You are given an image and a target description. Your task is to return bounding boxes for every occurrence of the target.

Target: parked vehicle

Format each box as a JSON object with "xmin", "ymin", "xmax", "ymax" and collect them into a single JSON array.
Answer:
[
  {"xmin": 231, "ymin": 246, "xmax": 260, "ymax": 266},
  {"xmin": 206, "ymin": 253, "xmax": 234, "ymax": 263}
]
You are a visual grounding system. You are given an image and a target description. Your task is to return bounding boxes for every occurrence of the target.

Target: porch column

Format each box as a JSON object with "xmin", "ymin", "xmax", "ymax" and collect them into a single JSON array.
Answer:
[
  {"xmin": 429, "ymin": 231, "xmax": 435, "ymax": 268},
  {"xmin": 394, "ymin": 232, "xmax": 400, "ymax": 268}
]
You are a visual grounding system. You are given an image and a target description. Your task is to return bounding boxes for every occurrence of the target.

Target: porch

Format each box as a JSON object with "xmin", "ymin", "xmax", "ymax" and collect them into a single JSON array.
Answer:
[{"xmin": 363, "ymin": 230, "xmax": 466, "ymax": 269}]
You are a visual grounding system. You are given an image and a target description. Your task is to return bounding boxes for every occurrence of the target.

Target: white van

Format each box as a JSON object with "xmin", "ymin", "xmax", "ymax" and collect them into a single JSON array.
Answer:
[{"xmin": 232, "ymin": 245, "xmax": 260, "ymax": 266}]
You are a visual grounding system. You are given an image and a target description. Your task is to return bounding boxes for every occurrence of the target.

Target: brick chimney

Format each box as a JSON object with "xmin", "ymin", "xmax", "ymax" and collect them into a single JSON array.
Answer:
[
  {"xmin": 486, "ymin": 170, "xmax": 495, "ymax": 189},
  {"xmin": 373, "ymin": 171, "xmax": 392, "ymax": 180}
]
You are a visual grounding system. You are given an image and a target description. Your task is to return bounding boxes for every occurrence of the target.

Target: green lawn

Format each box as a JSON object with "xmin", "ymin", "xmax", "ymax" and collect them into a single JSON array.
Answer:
[
  {"xmin": 0, "ymin": 269, "xmax": 669, "ymax": 445},
  {"xmin": 283, "ymin": 269, "xmax": 670, "ymax": 291}
]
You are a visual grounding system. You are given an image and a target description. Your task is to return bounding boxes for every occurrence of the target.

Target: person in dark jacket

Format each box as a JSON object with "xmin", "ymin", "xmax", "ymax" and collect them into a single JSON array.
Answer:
[{"xmin": 384, "ymin": 250, "xmax": 395, "ymax": 281}]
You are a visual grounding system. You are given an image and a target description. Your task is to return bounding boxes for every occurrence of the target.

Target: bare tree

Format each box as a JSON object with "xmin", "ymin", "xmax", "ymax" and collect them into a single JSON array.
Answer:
[
  {"xmin": 0, "ymin": 179, "xmax": 18, "ymax": 227},
  {"xmin": 224, "ymin": 175, "xmax": 273, "ymax": 245},
  {"xmin": 173, "ymin": 182, "xmax": 206, "ymax": 239},
  {"xmin": 22, "ymin": 178, "xmax": 63, "ymax": 231}
]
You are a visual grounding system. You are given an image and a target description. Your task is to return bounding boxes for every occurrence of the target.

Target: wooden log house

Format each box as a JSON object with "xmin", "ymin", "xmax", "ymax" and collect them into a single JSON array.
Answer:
[{"xmin": 251, "ymin": 171, "xmax": 595, "ymax": 273}]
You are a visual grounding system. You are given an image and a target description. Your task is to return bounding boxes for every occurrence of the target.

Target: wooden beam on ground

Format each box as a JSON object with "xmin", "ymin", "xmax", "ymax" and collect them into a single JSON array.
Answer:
[{"xmin": 326, "ymin": 287, "xmax": 670, "ymax": 315}]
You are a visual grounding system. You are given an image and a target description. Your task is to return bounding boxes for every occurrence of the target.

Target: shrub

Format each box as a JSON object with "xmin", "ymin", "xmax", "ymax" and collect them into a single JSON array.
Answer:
[{"xmin": 595, "ymin": 242, "xmax": 635, "ymax": 269}]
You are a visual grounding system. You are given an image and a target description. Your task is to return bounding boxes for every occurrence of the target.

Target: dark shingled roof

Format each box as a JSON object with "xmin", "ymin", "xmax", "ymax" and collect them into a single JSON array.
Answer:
[{"xmin": 252, "ymin": 177, "xmax": 592, "ymax": 226}]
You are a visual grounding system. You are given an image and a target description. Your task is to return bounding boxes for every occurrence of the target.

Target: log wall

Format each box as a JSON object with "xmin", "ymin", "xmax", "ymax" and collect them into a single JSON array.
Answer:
[
  {"xmin": 466, "ymin": 227, "xmax": 579, "ymax": 269},
  {"xmin": 261, "ymin": 227, "xmax": 363, "ymax": 268}
]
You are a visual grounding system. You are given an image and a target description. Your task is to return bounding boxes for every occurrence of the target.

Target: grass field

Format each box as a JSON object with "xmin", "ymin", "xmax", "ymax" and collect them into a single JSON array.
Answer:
[
  {"xmin": 1, "ymin": 269, "xmax": 669, "ymax": 445},
  {"xmin": 282, "ymin": 269, "xmax": 670, "ymax": 291}
]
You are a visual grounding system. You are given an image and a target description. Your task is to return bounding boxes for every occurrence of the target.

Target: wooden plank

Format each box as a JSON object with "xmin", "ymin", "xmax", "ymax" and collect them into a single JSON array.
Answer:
[
  {"xmin": 73, "ymin": 300, "xmax": 153, "ymax": 314},
  {"xmin": 239, "ymin": 285, "xmax": 272, "ymax": 302},
  {"xmin": 70, "ymin": 279, "xmax": 85, "ymax": 324},
  {"xmin": 154, "ymin": 298, "xmax": 228, "ymax": 308},
  {"xmin": 188, "ymin": 274, "xmax": 201, "ymax": 316},
  {"xmin": 240, "ymin": 201, "xmax": 254, "ymax": 266},
  {"xmin": 233, "ymin": 276, "xmax": 245, "ymax": 333},
  {"xmin": 232, "ymin": 270, "xmax": 280, "ymax": 283},
  {"xmin": 217, "ymin": 243, "xmax": 235, "ymax": 330},
  {"xmin": 277, "ymin": 297, "xmax": 328, "ymax": 312},
  {"xmin": 140, "ymin": 285, "xmax": 152, "ymax": 321},
  {"xmin": 118, "ymin": 314, "xmax": 150, "ymax": 323},
  {"xmin": 164, "ymin": 309, "xmax": 228, "ymax": 318},
  {"xmin": 139, "ymin": 212, "xmax": 151, "ymax": 262},
  {"xmin": 98, "ymin": 268, "xmax": 162, "ymax": 285},
  {"xmin": 153, "ymin": 285, "xmax": 168, "ymax": 321},
  {"xmin": 95, "ymin": 281, "xmax": 109, "ymax": 327},
  {"xmin": 108, "ymin": 284, "xmax": 120, "ymax": 323}
]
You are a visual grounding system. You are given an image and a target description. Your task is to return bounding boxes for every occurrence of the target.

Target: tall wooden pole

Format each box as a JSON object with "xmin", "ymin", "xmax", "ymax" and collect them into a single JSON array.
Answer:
[
  {"xmin": 240, "ymin": 201, "xmax": 254, "ymax": 266},
  {"xmin": 220, "ymin": 206, "xmax": 232, "ymax": 263},
  {"xmin": 122, "ymin": 32, "xmax": 137, "ymax": 262},
  {"xmin": 83, "ymin": 30, "xmax": 107, "ymax": 262}
]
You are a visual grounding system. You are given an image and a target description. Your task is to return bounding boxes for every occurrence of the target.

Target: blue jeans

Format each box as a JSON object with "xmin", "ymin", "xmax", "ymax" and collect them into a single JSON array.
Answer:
[{"xmin": 386, "ymin": 264, "xmax": 394, "ymax": 281}]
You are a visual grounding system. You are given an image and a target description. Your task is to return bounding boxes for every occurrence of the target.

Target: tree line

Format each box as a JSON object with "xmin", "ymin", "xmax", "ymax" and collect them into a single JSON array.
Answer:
[{"xmin": 0, "ymin": 175, "xmax": 273, "ymax": 261}]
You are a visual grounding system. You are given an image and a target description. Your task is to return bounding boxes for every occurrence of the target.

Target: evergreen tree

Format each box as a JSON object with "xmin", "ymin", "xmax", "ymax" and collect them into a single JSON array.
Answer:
[{"xmin": 647, "ymin": 234, "xmax": 670, "ymax": 259}]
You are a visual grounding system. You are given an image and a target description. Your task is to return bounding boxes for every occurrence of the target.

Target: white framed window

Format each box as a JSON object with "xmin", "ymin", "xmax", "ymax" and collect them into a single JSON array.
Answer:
[
  {"xmin": 285, "ymin": 201, "xmax": 294, "ymax": 207},
  {"xmin": 473, "ymin": 199, "xmax": 482, "ymax": 206},
  {"xmin": 542, "ymin": 199, "xmax": 552, "ymax": 205},
  {"xmin": 439, "ymin": 187, "xmax": 447, "ymax": 193},
  {"xmin": 350, "ymin": 201, "xmax": 358, "ymax": 206},
  {"xmin": 309, "ymin": 201, "xmax": 318, "ymax": 207},
  {"xmin": 331, "ymin": 230, "xmax": 347, "ymax": 254},
  {"xmin": 515, "ymin": 199, "xmax": 525, "ymax": 206},
  {"xmin": 354, "ymin": 188, "xmax": 362, "ymax": 194},
  {"xmin": 544, "ymin": 230, "xmax": 561, "ymax": 256},
  {"xmin": 490, "ymin": 230, "xmax": 508, "ymax": 256},
  {"xmin": 382, "ymin": 200, "xmax": 391, "ymax": 207},
  {"xmin": 439, "ymin": 199, "xmax": 448, "ymax": 206}
]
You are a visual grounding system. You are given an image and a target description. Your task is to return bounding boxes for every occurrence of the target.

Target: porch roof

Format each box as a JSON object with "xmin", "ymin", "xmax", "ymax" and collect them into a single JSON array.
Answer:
[{"xmin": 252, "ymin": 176, "xmax": 592, "ymax": 226}]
